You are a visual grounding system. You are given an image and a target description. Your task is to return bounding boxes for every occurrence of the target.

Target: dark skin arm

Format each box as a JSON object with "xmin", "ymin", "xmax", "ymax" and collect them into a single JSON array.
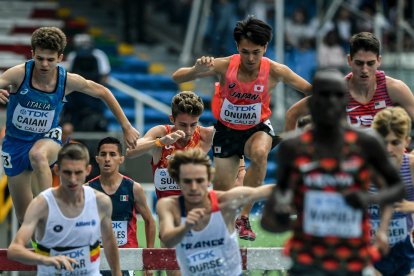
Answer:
[
  {"xmin": 284, "ymin": 96, "xmax": 310, "ymax": 131},
  {"xmin": 261, "ymin": 139, "xmax": 297, "ymax": 233},
  {"xmin": 344, "ymin": 132, "xmax": 405, "ymax": 208}
]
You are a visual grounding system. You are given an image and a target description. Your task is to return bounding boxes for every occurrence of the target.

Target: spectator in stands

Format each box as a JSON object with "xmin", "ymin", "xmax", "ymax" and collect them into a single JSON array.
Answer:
[
  {"xmin": 317, "ymin": 30, "xmax": 346, "ymax": 70},
  {"xmin": 63, "ymin": 33, "xmax": 111, "ymax": 131},
  {"xmin": 285, "ymin": 7, "xmax": 317, "ymax": 50}
]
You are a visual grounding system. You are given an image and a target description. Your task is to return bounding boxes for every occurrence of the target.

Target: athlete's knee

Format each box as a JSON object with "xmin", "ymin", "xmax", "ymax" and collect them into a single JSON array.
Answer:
[{"xmin": 28, "ymin": 149, "xmax": 49, "ymax": 168}]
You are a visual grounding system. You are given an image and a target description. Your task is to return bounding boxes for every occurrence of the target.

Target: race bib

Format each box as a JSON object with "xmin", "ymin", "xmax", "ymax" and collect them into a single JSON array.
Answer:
[
  {"xmin": 220, "ymin": 98, "xmax": 261, "ymax": 125},
  {"xmin": 186, "ymin": 248, "xmax": 225, "ymax": 275},
  {"xmin": 304, "ymin": 191, "xmax": 362, "ymax": 238},
  {"xmin": 112, "ymin": 220, "xmax": 128, "ymax": 246},
  {"xmin": 154, "ymin": 168, "xmax": 180, "ymax": 192},
  {"xmin": 49, "ymin": 245, "xmax": 97, "ymax": 275},
  {"xmin": 12, "ymin": 103, "xmax": 55, "ymax": 133}
]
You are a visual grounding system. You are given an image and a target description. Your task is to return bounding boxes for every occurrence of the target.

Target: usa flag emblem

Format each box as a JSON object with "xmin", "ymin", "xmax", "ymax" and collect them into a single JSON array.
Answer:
[{"xmin": 374, "ymin": 100, "xmax": 386, "ymax": 109}]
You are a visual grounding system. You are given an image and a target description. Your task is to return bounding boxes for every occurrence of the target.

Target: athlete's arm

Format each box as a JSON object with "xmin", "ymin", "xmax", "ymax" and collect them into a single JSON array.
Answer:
[
  {"xmin": 96, "ymin": 191, "xmax": 122, "ymax": 276},
  {"xmin": 345, "ymin": 133, "xmax": 404, "ymax": 208},
  {"xmin": 0, "ymin": 64, "xmax": 25, "ymax": 103},
  {"xmin": 125, "ymin": 125, "xmax": 167, "ymax": 159},
  {"xmin": 8, "ymin": 196, "xmax": 77, "ymax": 270},
  {"xmin": 261, "ymin": 139, "xmax": 296, "ymax": 233},
  {"xmin": 65, "ymin": 73, "xmax": 139, "ymax": 149},
  {"xmin": 172, "ymin": 56, "xmax": 228, "ymax": 83},
  {"xmin": 157, "ymin": 197, "xmax": 193, "ymax": 248},
  {"xmin": 133, "ymin": 182, "xmax": 156, "ymax": 248},
  {"xmin": 284, "ymin": 96, "xmax": 310, "ymax": 131},
  {"xmin": 270, "ymin": 62, "xmax": 312, "ymax": 96},
  {"xmin": 387, "ymin": 76, "xmax": 414, "ymax": 121}
]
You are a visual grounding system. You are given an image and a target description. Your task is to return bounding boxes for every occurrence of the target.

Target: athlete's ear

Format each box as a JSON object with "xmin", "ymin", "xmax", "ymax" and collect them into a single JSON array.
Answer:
[
  {"xmin": 347, "ymin": 54, "xmax": 352, "ymax": 66},
  {"xmin": 52, "ymin": 163, "xmax": 59, "ymax": 175},
  {"xmin": 169, "ymin": 115, "xmax": 175, "ymax": 124},
  {"xmin": 377, "ymin": 55, "xmax": 382, "ymax": 67},
  {"xmin": 405, "ymin": 136, "xmax": 411, "ymax": 148},
  {"xmin": 86, "ymin": 164, "xmax": 92, "ymax": 176}
]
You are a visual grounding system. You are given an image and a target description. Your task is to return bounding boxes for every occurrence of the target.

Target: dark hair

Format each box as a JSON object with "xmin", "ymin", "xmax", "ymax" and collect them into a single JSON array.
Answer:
[
  {"xmin": 97, "ymin": 137, "xmax": 123, "ymax": 155},
  {"xmin": 168, "ymin": 148, "xmax": 213, "ymax": 182},
  {"xmin": 57, "ymin": 143, "xmax": 90, "ymax": 166},
  {"xmin": 171, "ymin": 91, "xmax": 204, "ymax": 119},
  {"xmin": 349, "ymin": 32, "xmax": 380, "ymax": 58},
  {"xmin": 233, "ymin": 16, "xmax": 272, "ymax": 46},
  {"xmin": 31, "ymin": 27, "xmax": 67, "ymax": 55}
]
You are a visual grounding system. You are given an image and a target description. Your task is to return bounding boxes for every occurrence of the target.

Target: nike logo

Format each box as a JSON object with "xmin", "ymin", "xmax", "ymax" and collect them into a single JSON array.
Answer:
[{"xmin": 346, "ymin": 105, "xmax": 360, "ymax": 112}]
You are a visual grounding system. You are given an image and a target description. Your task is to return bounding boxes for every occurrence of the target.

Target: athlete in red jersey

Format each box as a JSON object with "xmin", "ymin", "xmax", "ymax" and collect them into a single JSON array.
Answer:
[
  {"xmin": 262, "ymin": 69, "xmax": 404, "ymax": 275},
  {"xmin": 87, "ymin": 137, "xmax": 155, "ymax": 276},
  {"xmin": 172, "ymin": 16, "xmax": 311, "ymax": 240},
  {"xmin": 126, "ymin": 91, "xmax": 216, "ymax": 199},
  {"xmin": 284, "ymin": 32, "xmax": 414, "ymax": 131}
]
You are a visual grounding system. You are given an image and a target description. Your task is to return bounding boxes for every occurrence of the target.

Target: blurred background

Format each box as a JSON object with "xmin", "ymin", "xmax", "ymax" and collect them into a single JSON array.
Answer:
[{"xmin": 1, "ymin": 0, "xmax": 414, "ymax": 256}]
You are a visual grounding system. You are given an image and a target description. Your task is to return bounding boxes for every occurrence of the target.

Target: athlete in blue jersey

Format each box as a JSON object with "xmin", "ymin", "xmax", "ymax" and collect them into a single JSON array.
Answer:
[{"xmin": 0, "ymin": 27, "xmax": 140, "ymax": 224}]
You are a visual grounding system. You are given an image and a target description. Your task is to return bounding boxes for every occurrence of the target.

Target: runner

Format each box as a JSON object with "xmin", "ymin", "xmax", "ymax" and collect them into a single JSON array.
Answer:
[
  {"xmin": 262, "ymin": 69, "xmax": 405, "ymax": 275},
  {"xmin": 284, "ymin": 32, "xmax": 414, "ymax": 131},
  {"xmin": 370, "ymin": 107, "xmax": 414, "ymax": 275},
  {"xmin": 88, "ymin": 137, "xmax": 156, "ymax": 276},
  {"xmin": 8, "ymin": 143, "xmax": 121, "ymax": 275},
  {"xmin": 0, "ymin": 27, "xmax": 139, "ymax": 224},
  {"xmin": 172, "ymin": 16, "xmax": 311, "ymax": 240},
  {"xmin": 157, "ymin": 148, "xmax": 273, "ymax": 275}
]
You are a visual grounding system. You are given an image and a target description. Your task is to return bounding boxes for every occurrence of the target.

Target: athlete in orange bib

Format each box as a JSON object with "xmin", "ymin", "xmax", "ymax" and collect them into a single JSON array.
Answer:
[{"xmin": 172, "ymin": 16, "xmax": 311, "ymax": 240}]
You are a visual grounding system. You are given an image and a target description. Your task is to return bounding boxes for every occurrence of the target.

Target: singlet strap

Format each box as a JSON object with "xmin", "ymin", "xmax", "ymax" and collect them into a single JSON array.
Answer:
[
  {"xmin": 178, "ymin": 195, "xmax": 186, "ymax": 217},
  {"xmin": 209, "ymin": 190, "xmax": 219, "ymax": 212}
]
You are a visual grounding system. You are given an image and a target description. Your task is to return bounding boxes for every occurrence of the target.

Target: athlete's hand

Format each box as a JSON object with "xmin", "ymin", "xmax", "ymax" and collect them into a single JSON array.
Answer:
[
  {"xmin": 160, "ymin": 130, "xmax": 185, "ymax": 146},
  {"xmin": 194, "ymin": 56, "xmax": 215, "ymax": 73},
  {"xmin": 343, "ymin": 190, "xmax": 369, "ymax": 209},
  {"xmin": 394, "ymin": 199, "xmax": 414, "ymax": 213},
  {"xmin": 0, "ymin": 88, "xmax": 10, "ymax": 104},
  {"xmin": 43, "ymin": 255, "xmax": 78, "ymax": 271},
  {"xmin": 122, "ymin": 125, "xmax": 140, "ymax": 149},
  {"xmin": 185, "ymin": 208, "xmax": 206, "ymax": 229},
  {"xmin": 373, "ymin": 229, "xmax": 389, "ymax": 256}
]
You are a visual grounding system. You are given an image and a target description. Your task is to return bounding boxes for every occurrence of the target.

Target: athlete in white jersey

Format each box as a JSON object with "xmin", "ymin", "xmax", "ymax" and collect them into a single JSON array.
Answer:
[
  {"xmin": 156, "ymin": 148, "xmax": 273, "ymax": 275},
  {"xmin": 8, "ymin": 143, "xmax": 121, "ymax": 275}
]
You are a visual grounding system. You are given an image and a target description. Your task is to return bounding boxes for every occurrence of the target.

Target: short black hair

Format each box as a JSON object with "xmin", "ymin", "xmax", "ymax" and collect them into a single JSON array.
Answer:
[
  {"xmin": 97, "ymin": 136, "xmax": 123, "ymax": 155},
  {"xmin": 233, "ymin": 16, "xmax": 272, "ymax": 46}
]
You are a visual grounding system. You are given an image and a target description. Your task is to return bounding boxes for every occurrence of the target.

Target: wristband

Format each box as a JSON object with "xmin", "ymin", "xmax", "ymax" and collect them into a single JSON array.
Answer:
[{"xmin": 154, "ymin": 138, "xmax": 165, "ymax": 147}]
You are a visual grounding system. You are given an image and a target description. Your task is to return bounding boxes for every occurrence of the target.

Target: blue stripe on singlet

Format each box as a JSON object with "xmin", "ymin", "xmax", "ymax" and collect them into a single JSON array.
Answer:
[{"xmin": 400, "ymin": 153, "xmax": 414, "ymax": 201}]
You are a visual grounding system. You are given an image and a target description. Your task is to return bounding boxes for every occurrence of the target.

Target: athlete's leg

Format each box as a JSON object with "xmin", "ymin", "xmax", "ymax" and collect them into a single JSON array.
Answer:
[
  {"xmin": 29, "ymin": 139, "xmax": 61, "ymax": 196},
  {"xmin": 240, "ymin": 131, "xmax": 272, "ymax": 216},
  {"xmin": 212, "ymin": 156, "xmax": 240, "ymax": 191},
  {"xmin": 8, "ymin": 171, "xmax": 33, "ymax": 224}
]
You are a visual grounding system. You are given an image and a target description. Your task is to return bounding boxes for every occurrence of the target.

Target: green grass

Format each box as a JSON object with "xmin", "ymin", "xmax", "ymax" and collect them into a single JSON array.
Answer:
[{"xmin": 134, "ymin": 216, "xmax": 291, "ymax": 275}]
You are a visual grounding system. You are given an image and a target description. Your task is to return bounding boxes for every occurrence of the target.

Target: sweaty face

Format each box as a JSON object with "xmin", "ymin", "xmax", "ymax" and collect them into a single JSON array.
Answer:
[
  {"xmin": 95, "ymin": 144, "xmax": 124, "ymax": 174},
  {"xmin": 383, "ymin": 131, "xmax": 409, "ymax": 166},
  {"xmin": 348, "ymin": 50, "xmax": 380, "ymax": 86},
  {"xmin": 32, "ymin": 48, "xmax": 63, "ymax": 75},
  {"xmin": 179, "ymin": 163, "xmax": 209, "ymax": 205},
  {"xmin": 56, "ymin": 159, "xmax": 91, "ymax": 191},
  {"xmin": 171, "ymin": 113, "xmax": 200, "ymax": 143},
  {"xmin": 237, "ymin": 38, "xmax": 267, "ymax": 72}
]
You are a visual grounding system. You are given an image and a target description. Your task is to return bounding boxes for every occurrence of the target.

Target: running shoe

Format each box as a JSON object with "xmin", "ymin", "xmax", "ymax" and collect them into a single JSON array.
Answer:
[{"xmin": 235, "ymin": 215, "xmax": 256, "ymax": 241}]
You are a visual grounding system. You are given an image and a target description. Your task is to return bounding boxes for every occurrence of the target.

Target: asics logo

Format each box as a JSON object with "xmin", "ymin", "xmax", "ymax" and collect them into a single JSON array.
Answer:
[
  {"xmin": 346, "ymin": 105, "xmax": 360, "ymax": 112},
  {"xmin": 20, "ymin": 89, "xmax": 29, "ymax": 95}
]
